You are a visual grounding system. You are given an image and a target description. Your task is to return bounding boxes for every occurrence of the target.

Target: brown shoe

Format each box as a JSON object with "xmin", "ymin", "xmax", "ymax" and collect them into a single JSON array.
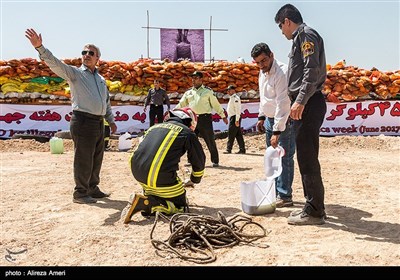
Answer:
[
  {"xmin": 287, "ymin": 210, "xmax": 325, "ymax": 225},
  {"xmin": 276, "ymin": 197, "xmax": 293, "ymax": 208},
  {"xmin": 121, "ymin": 194, "xmax": 150, "ymax": 224}
]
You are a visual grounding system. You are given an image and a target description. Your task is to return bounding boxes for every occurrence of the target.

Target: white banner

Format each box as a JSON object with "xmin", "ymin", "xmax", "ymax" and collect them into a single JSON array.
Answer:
[
  {"xmin": 321, "ymin": 100, "xmax": 400, "ymax": 136},
  {"xmin": 0, "ymin": 101, "xmax": 399, "ymax": 138}
]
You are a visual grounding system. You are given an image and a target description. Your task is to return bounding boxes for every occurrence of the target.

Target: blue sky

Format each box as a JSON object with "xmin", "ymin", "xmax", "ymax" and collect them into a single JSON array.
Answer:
[{"xmin": 1, "ymin": 0, "xmax": 399, "ymax": 71}]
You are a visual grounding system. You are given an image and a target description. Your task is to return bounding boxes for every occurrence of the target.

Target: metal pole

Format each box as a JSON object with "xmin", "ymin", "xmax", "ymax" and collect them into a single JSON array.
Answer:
[
  {"xmin": 209, "ymin": 16, "xmax": 212, "ymax": 62},
  {"xmin": 147, "ymin": 10, "xmax": 150, "ymax": 58}
]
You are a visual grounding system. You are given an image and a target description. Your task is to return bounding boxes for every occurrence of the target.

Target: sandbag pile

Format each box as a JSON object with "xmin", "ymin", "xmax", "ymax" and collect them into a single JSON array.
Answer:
[
  {"xmin": 1, "ymin": 58, "xmax": 399, "ymax": 104},
  {"xmin": 324, "ymin": 61, "xmax": 400, "ymax": 102},
  {"xmin": 0, "ymin": 58, "xmax": 259, "ymax": 102}
]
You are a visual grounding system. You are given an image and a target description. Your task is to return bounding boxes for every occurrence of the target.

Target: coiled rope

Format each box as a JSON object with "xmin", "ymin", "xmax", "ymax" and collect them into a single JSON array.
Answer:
[{"xmin": 150, "ymin": 211, "xmax": 268, "ymax": 264}]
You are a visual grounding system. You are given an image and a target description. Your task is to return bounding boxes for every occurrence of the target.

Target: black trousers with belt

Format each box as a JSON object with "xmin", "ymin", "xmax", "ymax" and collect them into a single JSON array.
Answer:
[
  {"xmin": 70, "ymin": 111, "xmax": 105, "ymax": 198},
  {"xmin": 149, "ymin": 104, "xmax": 164, "ymax": 127},
  {"xmin": 195, "ymin": 113, "xmax": 219, "ymax": 164},
  {"xmin": 292, "ymin": 92, "xmax": 327, "ymax": 218},
  {"xmin": 226, "ymin": 116, "xmax": 245, "ymax": 152}
]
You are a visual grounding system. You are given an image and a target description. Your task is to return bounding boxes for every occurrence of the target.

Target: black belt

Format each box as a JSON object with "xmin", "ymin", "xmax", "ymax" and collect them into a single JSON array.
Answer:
[
  {"xmin": 73, "ymin": 110, "xmax": 103, "ymax": 121},
  {"xmin": 197, "ymin": 113, "xmax": 211, "ymax": 117},
  {"xmin": 289, "ymin": 90, "xmax": 323, "ymax": 102}
]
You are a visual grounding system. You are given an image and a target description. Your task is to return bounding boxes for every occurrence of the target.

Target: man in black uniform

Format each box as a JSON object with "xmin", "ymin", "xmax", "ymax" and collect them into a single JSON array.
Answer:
[
  {"xmin": 143, "ymin": 79, "xmax": 170, "ymax": 127},
  {"xmin": 122, "ymin": 107, "xmax": 205, "ymax": 223},
  {"xmin": 275, "ymin": 4, "xmax": 327, "ymax": 225}
]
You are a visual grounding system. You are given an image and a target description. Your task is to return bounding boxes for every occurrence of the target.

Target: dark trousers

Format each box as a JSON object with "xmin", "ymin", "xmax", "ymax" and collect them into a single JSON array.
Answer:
[
  {"xmin": 226, "ymin": 116, "xmax": 245, "ymax": 152},
  {"xmin": 70, "ymin": 111, "xmax": 105, "ymax": 198},
  {"xmin": 148, "ymin": 192, "xmax": 187, "ymax": 209},
  {"xmin": 195, "ymin": 114, "xmax": 219, "ymax": 164},
  {"xmin": 149, "ymin": 104, "xmax": 164, "ymax": 127},
  {"xmin": 292, "ymin": 92, "xmax": 327, "ymax": 217}
]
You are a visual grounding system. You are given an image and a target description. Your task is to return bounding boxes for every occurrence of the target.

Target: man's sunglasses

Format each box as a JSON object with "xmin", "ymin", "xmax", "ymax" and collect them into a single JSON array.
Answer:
[{"xmin": 81, "ymin": 50, "xmax": 95, "ymax": 56}]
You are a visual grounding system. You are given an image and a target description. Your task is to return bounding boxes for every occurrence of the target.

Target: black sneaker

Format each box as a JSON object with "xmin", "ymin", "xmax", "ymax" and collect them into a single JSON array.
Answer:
[
  {"xmin": 73, "ymin": 196, "xmax": 97, "ymax": 204},
  {"xmin": 89, "ymin": 190, "xmax": 110, "ymax": 198},
  {"xmin": 223, "ymin": 150, "xmax": 231, "ymax": 154}
]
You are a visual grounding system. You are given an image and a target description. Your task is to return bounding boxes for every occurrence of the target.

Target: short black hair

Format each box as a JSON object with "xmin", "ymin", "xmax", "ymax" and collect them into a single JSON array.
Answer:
[
  {"xmin": 275, "ymin": 4, "xmax": 303, "ymax": 25},
  {"xmin": 251, "ymin": 43, "xmax": 272, "ymax": 59}
]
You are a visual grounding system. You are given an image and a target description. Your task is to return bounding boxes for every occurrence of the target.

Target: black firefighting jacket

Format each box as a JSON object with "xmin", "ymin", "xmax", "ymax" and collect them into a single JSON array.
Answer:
[{"xmin": 130, "ymin": 117, "xmax": 205, "ymax": 198}]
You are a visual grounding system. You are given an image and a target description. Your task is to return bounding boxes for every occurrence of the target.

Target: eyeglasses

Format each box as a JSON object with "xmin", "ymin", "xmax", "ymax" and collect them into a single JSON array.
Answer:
[{"xmin": 81, "ymin": 50, "xmax": 95, "ymax": 56}]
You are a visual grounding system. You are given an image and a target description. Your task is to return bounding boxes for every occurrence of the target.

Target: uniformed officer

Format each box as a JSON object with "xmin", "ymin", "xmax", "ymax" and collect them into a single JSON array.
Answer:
[
  {"xmin": 175, "ymin": 71, "xmax": 228, "ymax": 167},
  {"xmin": 144, "ymin": 79, "xmax": 170, "ymax": 127},
  {"xmin": 275, "ymin": 4, "xmax": 327, "ymax": 225},
  {"xmin": 224, "ymin": 85, "xmax": 245, "ymax": 154}
]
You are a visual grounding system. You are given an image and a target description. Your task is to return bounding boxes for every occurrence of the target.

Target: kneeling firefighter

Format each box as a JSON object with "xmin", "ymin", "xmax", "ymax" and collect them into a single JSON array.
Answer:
[
  {"xmin": 104, "ymin": 119, "xmax": 111, "ymax": 151},
  {"xmin": 122, "ymin": 107, "xmax": 206, "ymax": 223}
]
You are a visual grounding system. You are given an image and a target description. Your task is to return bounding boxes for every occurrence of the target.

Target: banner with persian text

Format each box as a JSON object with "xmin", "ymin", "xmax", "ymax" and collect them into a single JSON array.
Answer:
[
  {"xmin": 320, "ymin": 100, "xmax": 400, "ymax": 135},
  {"xmin": 160, "ymin": 28, "xmax": 205, "ymax": 62},
  {"xmin": 0, "ymin": 101, "xmax": 399, "ymax": 139}
]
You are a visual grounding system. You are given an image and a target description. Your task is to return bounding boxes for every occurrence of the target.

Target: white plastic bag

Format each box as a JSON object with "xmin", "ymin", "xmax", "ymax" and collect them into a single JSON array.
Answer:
[
  {"xmin": 264, "ymin": 145, "xmax": 284, "ymax": 179},
  {"xmin": 118, "ymin": 132, "xmax": 132, "ymax": 151}
]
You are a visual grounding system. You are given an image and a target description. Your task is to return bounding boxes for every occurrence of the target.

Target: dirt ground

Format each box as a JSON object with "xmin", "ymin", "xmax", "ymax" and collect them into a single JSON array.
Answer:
[{"xmin": 0, "ymin": 134, "xmax": 399, "ymax": 267}]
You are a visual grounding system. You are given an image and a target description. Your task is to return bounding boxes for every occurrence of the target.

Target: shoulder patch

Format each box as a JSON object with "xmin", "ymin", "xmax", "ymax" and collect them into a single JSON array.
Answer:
[
  {"xmin": 204, "ymin": 86, "xmax": 212, "ymax": 90},
  {"xmin": 301, "ymin": 41, "xmax": 314, "ymax": 58}
]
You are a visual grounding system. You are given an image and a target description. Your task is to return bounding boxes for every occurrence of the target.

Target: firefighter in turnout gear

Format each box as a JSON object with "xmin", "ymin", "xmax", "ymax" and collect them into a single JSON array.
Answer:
[
  {"xmin": 104, "ymin": 119, "xmax": 111, "ymax": 151},
  {"xmin": 122, "ymin": 107, "xmax": 205, "ymax": 223}
]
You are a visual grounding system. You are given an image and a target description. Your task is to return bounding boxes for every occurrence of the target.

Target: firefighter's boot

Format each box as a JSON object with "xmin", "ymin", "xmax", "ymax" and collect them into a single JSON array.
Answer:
[{"xmin": 121, "ymin": 193, "xmax": 150, "ymax": 224}]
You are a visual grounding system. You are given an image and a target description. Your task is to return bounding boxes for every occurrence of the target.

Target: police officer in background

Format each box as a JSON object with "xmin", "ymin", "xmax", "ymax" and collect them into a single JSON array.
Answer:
[
  {"xmin": 144, "ymin": 79, "xmax": 170, "ymax": 127},
  {"xmin": 175, "ymin": 71, "xmax": 228, "ymax": 167},
  {"xmin": 224, "ymin": 85, "xmax": 245, "ymax": 154},
  {"xmin": 275, "ymin": 4, "xmax": 327, "ymax": 225}
]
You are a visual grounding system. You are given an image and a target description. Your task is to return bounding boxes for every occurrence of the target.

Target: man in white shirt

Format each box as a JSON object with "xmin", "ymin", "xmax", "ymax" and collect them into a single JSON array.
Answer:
[
  {"xmin": 224, "ymin": 85, "xmax": 245, "ymax": 154},
  {"xmin": 251, "ymin": 42, "xmax": 296, "ymax": 207}
]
